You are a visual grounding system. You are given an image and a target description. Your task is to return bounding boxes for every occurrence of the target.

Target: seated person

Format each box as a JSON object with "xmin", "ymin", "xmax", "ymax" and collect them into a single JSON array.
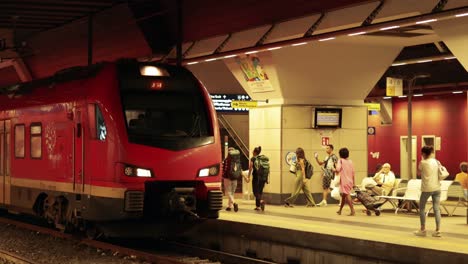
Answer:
[
  {"xmin": 454, "ymin": 161, "xmax": 468, "ymax": 199},
  {"xmin": 366, "ymin": 163, "xmax": 395, "ymax": 196}
]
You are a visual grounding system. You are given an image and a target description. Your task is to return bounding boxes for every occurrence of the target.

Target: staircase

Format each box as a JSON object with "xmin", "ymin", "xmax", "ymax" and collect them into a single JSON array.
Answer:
[{"xmin": 218, "ymin": 115, "xmax": 249, "ymax": 161}]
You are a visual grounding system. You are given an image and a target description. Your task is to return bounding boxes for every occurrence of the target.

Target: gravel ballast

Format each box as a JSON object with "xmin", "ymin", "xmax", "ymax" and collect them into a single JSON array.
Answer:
[{"xmin": 0, "ymin": 222, "xmax": 151, "ymax": 264}]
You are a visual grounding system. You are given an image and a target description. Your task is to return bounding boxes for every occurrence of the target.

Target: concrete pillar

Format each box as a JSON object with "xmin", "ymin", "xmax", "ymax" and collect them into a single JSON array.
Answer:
[{"xmin": 223, "ymin": 41, "xmax": 401, "ymax": 204}]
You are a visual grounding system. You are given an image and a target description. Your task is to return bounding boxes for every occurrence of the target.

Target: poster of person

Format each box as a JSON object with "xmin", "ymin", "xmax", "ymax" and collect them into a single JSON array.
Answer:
[{"xmin": 235, "ymin": 55, "xmax": 274, "ymax": 93}]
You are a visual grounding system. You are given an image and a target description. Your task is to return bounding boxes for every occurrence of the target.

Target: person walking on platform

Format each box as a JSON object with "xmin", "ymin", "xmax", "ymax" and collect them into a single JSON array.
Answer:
[
  {"xmin": 314, "ymin": 144, "xmax": 338, "ymax": 207},
  {"xmin": 246, "ymin": 146, "xmax": 268, "ymax": 211},
  {"xmin": 284, "ymin": 147, "xmax": 316, "ymax": 207},
  {"xmin": 222, "ymin": 147, "xmax": 241, "ymax": 212},
  {"xmin": 414, "ymin": 146, "xmax": 442, "ymax": 237},
  {"xmin": 335, "ymin": 148, "xmax": 355, "ymax": 216}
]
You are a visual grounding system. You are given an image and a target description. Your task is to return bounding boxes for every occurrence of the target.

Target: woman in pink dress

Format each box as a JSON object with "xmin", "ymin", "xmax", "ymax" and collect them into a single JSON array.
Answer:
[{"xmin": 335, "ymin": 148, "xmax": 355, "ymax": 216}]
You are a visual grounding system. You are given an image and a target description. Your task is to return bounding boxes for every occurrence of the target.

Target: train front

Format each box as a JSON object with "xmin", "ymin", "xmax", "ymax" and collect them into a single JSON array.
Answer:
[{"xmin": 116, "ymin": 60, "xmax": 223, "ymax": 219}]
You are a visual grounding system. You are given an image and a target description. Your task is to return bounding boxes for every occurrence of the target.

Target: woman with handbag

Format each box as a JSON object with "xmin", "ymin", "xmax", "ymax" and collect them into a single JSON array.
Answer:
[
  {"xmin": 414, "ymin": 146, "xmax": 443, "ymax": 237},
  {"xmin": 284, "ymin": 147, "xmax": 316, "ymax": 208}
]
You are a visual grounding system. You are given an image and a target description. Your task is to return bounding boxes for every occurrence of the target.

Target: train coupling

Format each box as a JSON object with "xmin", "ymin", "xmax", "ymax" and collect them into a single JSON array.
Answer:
[{"xmin": 167, "ymin": 187, "xmax": 199, "ymax": 219}]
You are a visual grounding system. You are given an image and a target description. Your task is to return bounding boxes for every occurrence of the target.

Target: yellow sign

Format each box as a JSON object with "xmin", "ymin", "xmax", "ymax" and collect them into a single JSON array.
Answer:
[
  {"xmin": 231, "ymin": 100, "xmax": 258, "ymax": 109},
  {"xmin": 365, "ymin": 103, "xmax": 380, "ymax": 111},
  {"xmin": 386, "ymin": 77, "xmax": 403, "ymax": 96}
]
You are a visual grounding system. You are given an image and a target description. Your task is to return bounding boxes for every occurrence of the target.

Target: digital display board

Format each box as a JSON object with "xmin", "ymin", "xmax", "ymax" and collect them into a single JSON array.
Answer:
[
  {"xmin": 314, "ymin": 108, "xmax": 342, "ymax": 128},
  {"xmin": 210, "ymin": 94, "xmax": 251, "ymax": 112}
]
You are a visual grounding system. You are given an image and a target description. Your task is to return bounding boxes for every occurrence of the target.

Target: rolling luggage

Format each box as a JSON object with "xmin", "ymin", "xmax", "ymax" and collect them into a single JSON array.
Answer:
[{"xmin": 354, "ymin": 188, "xmax": 384, "ymax": 216}]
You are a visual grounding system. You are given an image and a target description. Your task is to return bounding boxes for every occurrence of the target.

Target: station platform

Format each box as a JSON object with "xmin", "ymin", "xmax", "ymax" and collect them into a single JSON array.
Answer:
[{"xmin": 176, "ymin": 197, "xmax": 468, "ymax": 264}]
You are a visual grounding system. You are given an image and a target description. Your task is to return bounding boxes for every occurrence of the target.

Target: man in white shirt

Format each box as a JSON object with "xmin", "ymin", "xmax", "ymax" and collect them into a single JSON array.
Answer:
[{"xmin": 367, "ymin": 163, "xmax": 396, "ymax": 195}]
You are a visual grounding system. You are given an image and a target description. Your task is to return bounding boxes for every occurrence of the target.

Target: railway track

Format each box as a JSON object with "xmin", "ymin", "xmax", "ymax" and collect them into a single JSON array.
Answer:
[
  {"xmin": 0, "ymin": 249, "xmax": 37, "ymax": 264},
  {"xmin": 0, "ymin": 215, "xmax": 275, "ymax": 264}
]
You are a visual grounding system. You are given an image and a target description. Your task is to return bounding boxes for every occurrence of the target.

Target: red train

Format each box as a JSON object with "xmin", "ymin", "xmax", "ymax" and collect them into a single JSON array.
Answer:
[{"xmin": 0, "ymin": 59, "xmax": 223, "ymax": 231}]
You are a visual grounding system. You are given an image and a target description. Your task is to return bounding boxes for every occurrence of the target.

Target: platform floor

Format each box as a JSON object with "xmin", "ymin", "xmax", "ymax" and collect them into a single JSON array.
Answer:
[{"xmin": 219, "ymin": 198, "xmax": 468, "ymax": 255}]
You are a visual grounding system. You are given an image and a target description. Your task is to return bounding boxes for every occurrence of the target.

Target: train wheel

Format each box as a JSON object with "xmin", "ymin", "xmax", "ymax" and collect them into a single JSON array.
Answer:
[
  {"xmin": 375, "ymin": 210, "xmax": 381, "ymax": 216},
  {"xmin": 84, "ymin": 221, "xmax": 102, "ymax": 239},
  {"xmin": 366, "ymin": 210, "xmax": 371, "ymax": 216}
]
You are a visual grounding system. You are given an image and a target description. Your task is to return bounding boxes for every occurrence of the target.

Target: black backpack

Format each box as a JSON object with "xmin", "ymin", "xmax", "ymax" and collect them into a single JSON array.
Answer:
[{"xmin": 228, "ymin": 149, "xmax": 242, "ymax": 180}]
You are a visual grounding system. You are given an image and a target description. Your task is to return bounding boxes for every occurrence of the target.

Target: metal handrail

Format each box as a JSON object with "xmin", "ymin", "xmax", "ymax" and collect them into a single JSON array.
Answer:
[{"xmin": 218, "ymin": 115, "xmax": 249, "ymax": 160}]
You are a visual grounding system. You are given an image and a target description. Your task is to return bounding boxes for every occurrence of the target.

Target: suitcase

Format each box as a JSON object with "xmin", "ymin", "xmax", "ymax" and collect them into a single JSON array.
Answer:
[{"xmin": 354, "ymin": 188, "xmax": 384, "ymax": 216}]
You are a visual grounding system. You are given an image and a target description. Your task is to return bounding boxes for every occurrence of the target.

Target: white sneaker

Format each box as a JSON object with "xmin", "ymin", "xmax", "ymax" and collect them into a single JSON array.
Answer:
[
  {"xmin": 317, "ymin": 200, "xmax": 327, "ymax": 207},
  {"xmin": 413, "ymin": 230, "xmax": 427, "ymax": 237}
]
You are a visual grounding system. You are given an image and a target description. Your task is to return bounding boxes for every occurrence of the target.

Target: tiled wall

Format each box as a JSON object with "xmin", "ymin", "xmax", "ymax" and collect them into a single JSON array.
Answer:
[{"xmin": 249, "ymin": 105, "xmax": 367, "ymax": 198}]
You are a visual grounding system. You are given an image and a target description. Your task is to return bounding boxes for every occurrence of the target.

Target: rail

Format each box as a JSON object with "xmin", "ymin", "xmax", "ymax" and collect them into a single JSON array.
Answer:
[{"xmin": 0, "ymin": 249, "xmax": 38, "ymax": 264}]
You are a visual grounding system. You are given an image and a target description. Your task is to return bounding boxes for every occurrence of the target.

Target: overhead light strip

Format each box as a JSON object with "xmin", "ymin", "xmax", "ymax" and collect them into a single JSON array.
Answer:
[
  {"xmin": 182, "ymin": 6, "xmax": 468, "ymax": 65},
  {"xmin": 391, "ymin": 54, "xmax": 457, "ymax": 67},
  {"xmin": 415, "ymin": 19, "xmax": 437, "ymax": 24}
]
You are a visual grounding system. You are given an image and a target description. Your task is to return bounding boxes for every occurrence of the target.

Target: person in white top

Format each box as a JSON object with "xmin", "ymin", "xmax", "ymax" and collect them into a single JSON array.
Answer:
[
  {"xmin": 414, "ymin": 146, "xmax": 442, "ymax": 237},
  {"xmin": 368, "ymin": 163, "xmax": 396, "ymax": 195}
]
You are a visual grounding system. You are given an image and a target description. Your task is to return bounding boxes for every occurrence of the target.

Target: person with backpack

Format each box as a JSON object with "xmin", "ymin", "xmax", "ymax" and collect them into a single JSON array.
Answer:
[
  {"xmin": 314, "ymin": 144, "xmax": 338, "ymax": 207},
  {"xmin": 222, "ymin": 147, "xmax": 241, "ymax": 212},
  {"xmin": 246, "ymin": 146, "xmax": 269, "ymax": 211},
  {"xmin": 284, "ymin": 147, "xmax": 316, "ymax": 207}
]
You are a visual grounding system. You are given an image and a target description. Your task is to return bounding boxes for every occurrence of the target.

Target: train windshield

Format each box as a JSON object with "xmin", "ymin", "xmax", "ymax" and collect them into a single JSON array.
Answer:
[
  {"xmin": 117, "ymin": 61, "xmax": 214, "ymax": 150},
  {"xmin": 122, "ymin": 91, "xmax": 213, "ymax": 150}
]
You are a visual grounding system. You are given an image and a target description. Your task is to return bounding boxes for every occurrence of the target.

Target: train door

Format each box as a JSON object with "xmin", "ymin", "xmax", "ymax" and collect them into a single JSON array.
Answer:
[
  {"xmin": 74, "ymin": 108, "xmax": 84, "ymax": 194},
  {"xmin": 0, "ymin": 120, "xmax": 11, "ymax": 206}
]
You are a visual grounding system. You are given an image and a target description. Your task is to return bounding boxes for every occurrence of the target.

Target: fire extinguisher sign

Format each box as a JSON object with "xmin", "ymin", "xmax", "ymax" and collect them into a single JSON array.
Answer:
[{"xmin": 321, "ymin": 137, "xmax": 329, "ymax": 146}]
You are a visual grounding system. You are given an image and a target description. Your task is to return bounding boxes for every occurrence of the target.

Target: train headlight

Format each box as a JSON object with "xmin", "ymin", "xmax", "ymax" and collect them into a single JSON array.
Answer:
[
  {"xmin": 198, "ymin": 164, "xmax": 220, "ymax": 177},
  {"xmin": 136, "ymin": 168, "xmax": 152, "ymax": 177},
  {"xmin": 124, "ymin": 165, "xmax": 153, "ymax": 177},
  {"xmin": 124, "ymin": 166, "xmax": 134, "ymax": 176}
]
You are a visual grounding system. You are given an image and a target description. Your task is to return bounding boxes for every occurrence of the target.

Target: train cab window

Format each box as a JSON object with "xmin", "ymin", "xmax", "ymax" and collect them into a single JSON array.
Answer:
[
  {"xmin": 30, "ymin": 123, "xmax": 42, "ymax": 159},
  {"xmin": 87, "ymin": 104, "xmax": 107, "ymax": 141},
  {"xmin": 14, "ymin": 124, "xmax": 25, "ymax": 158},
  {"xmin": 96, "ymin": 107, "xmax": 107, "ymax": 141}
]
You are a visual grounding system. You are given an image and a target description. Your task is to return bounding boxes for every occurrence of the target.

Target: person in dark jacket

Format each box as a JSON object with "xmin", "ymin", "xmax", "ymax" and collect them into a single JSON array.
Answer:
[{"xmin": 284, "ymin": 147, "xmax": 316, "ymax": 207}]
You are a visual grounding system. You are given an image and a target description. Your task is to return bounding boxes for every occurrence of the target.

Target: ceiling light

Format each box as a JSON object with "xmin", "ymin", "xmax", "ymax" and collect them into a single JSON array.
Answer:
[
  {"xmin": 452, "ymin": 91, "xmax": 463, "ymax": 94},
  {"xmin": 319, "ymin": 37, "xmax": 335, "ymax": 42},
  {"xmin": 444, "ymin": 56, "xmax": 456, "ymax": 60},
  {"xmin": 267, "ymin": 47, "xmax": 282, "ymax": 51},
  {"xmin": 205, "ymin": 58, "xmax": 217, "ymax": 62},
  {"xmin": 417, "ymin": 59, "xmax": 432, "ymax": 63},
  {"xmin": 383, "ymin": 97, "xmax": 392, "ymax": 99},
  {"xmin": 380, "ymin": 26, "xmax": 400, "ymax": 31},
  {"xmin": 187, "ymin": 61, "xmax": 199, "ymax": 65},
  {"xmin": 392, "ymin": 63, "xmax": 407, "ymax": 66},
  {"xmin": 224, "ymin": 55, "xmax": 236, "ymax": 58},
  {"xmin": 413, "ymin": 94, "xmax": 423, "ymax": 97},
  {"xmin": 348, "ymin": 32, "xmax": 367, "ymax": 36},
  {"xmin": 292, "ymin": 42, "xmax": 307, "ymax": 46},
  {"xmin": 416, "ymin": 19, "xmax": 437, "ymax": 24},
  {"xmin": 245, "ymin": 50, "xmax": 258, "ymax": 54},
  {"xmin": 455, "ymin": 13, "xmax": 468, "ymax": 17},
  {"xmin": 398, "ymin": 95, "xmax": 407, "ymax": 98}
]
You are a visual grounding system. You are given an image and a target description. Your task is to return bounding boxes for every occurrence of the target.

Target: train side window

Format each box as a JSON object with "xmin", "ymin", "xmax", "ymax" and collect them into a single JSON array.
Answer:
[
  {"xmin": 30, "ymin": 123, "xmax": 42, "ymax": 159},
  {"xmin": 87, "ymin": 104, "xmax": 106, "ymax": 141},
  {"xmin": 14, "ymin": 124, "xmax": 25, "ymax": 158}
]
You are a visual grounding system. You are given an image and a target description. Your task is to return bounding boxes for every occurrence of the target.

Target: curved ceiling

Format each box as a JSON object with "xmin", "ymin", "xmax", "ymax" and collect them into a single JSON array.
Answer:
[{"xmin": 0, "ymin": 0, "xmax": 467, "ymax": 98}]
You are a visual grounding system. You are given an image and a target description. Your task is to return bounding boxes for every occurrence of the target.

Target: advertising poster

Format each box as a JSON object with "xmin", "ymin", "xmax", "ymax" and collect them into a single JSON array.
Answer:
[{"xmin": 235, "ymin": 55, "xmax": 274, "ymax": 93}]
